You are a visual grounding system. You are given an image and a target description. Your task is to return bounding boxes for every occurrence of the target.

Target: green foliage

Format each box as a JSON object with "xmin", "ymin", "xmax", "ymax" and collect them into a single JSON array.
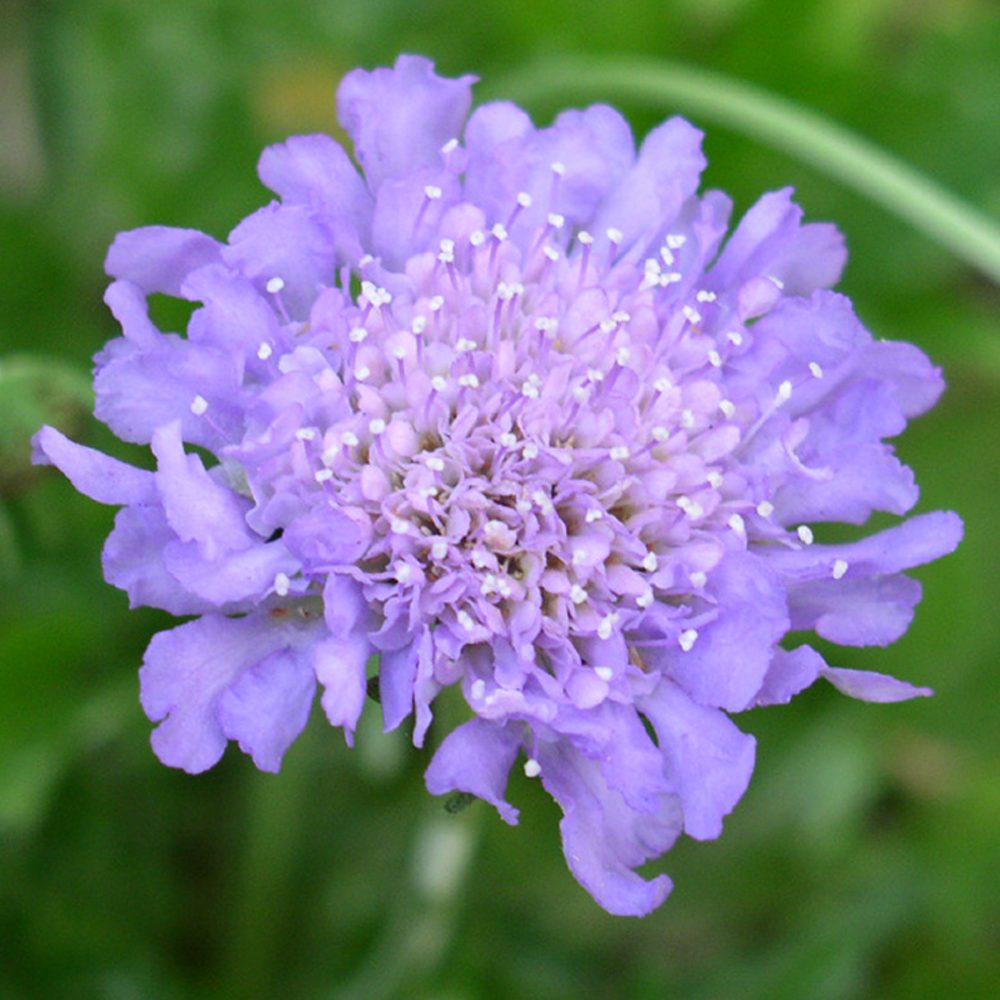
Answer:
[{"xmin": 3, "ymin": 0, "xmax": 999, "ymax": 997}]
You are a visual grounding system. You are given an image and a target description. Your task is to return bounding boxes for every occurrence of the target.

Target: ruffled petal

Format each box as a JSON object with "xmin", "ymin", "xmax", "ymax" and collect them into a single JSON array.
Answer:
[
  {"xmin": 217, "ymin": 645, "xmax": 317, "ymax": 772},
  {"xmin": 105, "ymin": 226, "xmax": 223, "ymax": 295},
  {"xmin": 337, "ymin": 54, "xmax": 475, "ymax": 191},
  {"xmin": 424, "ymin": 717, "xmax": 521, "ymax": 825},
  {"xmin": 32, "ymin": 425, "xmax": 156, "ymax": 506},
  {"xmin": 536, "ymin": 741, "xmax": 680, "ymax": 917},
  {"xmin": 140, "ymin": 613, "xmax": 305, "ymax": 773},
  {"xmin": 639, "ymin": 678, "xmax": 756, "ymax": 840}
]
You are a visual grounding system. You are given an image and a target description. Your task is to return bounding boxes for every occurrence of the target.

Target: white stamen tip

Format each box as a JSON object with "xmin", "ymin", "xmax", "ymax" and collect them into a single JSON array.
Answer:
[
  {"xmin": 776, "ymin": 380, "xmax": 793, "ymax": 405},
  {"xmin": 470, "ymin": 679, "xmax": 486, "ymax": 700},
  {"xmin": 797, "ymin": 525, "xmax": 815, "ymax": 545},
  {"xmin": 369, "ymin": 418, "xmax": 386, "ymax": 435},
  {"xmin": 719, "ymin": 399, "xmax": 737, "ymax": 419},
  {"xmin": 570, "ymin": 584, "xmax": 588, "ymax": 605},
  {"xmin": 273, "ymin": 572, "xmax": 290, "ymax": 597},
  {"xmin": 833, "ymin": 559, "xmax": 849, "ymax": 580},
  {"xmin": 257, "ymin": 342, "xmax": 273, "ymax": 360},
  {"xmin": 690, "ymin": 571, "xmax": 707, "ymax": 589},
  {"xmin": 679, "ymin": 628, "xmax": 699, "ymax": 652},
  {"xmin": 809, "ymin": 361, "xmax": 824, "ymax": 379},
  {"xmin": 424, "ymin": 184, "xmax": 443, "ymax": 200},
  {"xmin": 595, "ymin": 666, "xmax": 614, "ymax": 682},
  {"xmin": 524, "ymin": 758, "xmax": 542, "ymax": 778},
  {"xmin": 190, "ymin": 395, "xmax": 209, "ymax": 416},
  {"xmin": 265, "ymin": 277, "xmax": 285, "ymax": 294}
]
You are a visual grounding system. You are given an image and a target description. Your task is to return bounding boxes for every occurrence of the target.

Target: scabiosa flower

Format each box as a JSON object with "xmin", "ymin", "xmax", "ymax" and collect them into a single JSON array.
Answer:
[{"xmin": 34, "ymin": 55, "xmax": 961, "ymax": 916}]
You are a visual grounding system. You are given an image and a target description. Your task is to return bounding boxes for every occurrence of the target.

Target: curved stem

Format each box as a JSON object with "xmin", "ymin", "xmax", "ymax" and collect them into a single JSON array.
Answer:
[{"xmin": 490, "ymin": 55, "xmax": 1000, "ymax": 285}]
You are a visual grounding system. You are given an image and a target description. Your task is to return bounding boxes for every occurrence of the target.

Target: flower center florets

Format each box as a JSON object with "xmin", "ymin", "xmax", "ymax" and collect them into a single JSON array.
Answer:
[{"xmin": 253, "ymin": 184, "xmax": 775, "ymax": 664}]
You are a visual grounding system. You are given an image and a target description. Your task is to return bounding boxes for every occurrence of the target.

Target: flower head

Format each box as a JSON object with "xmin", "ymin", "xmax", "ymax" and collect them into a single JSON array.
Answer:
[{"xmin": 34, "ymin": 55, "xmax": 962, "ymax": 915}]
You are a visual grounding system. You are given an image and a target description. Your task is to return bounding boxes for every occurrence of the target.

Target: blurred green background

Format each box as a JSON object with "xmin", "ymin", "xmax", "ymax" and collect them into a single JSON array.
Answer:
[{"xmin": 2, "ymin": 0, "xmax": 999, "ymax": 997}]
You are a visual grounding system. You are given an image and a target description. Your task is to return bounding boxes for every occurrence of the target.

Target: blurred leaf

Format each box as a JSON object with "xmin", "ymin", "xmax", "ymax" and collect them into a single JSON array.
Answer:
[{"xmin": 0, "ymin": 353, "xmax": 93, "ymax": 496}]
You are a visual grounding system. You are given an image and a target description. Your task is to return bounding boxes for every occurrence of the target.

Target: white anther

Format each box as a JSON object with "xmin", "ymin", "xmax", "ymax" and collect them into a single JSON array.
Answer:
[
  {"xmin": 797, "ymin": 525, "xmax": 815, "ymax": 545},
  {"xmin": 651, "ymin": 426, "xmax": 670, "ymax": 442},
  {"xmin": 491, "ymin": 223, "xmax": 508, "ymax": 241},
  {"xmin": 459, "ymin": 373, "xmax": 480, "ymax": 388},
  {"xmin": 441, "ymin": 138, "xmax": 459, "ymax": 154},
  {"xmin": 728, "ymin": 513, "xmax": 746, "ymax": 535},
  {"xmin": 597, "ymin": 612, "xmax": 620, "ymax": 641},
  {"xmin": 543, "ymin": 246, "xmax": 560, "ymax": 262},
  {"xmin": 361, "ymin": 281, "xmax": 392, "ymax": 307},
  {"xmin": 551, "ymin": 161, "xmax": 566, "ymax": 176},
  {"xmin": 642, "ymin": 551, "xmax": 659, "ymax": 572},
  {"xmin": 524, "ymin": 758, "xmax": 542, "ymax": 778},
  {"xmin": 516, "ymin": 191, "xmax": 532, "ymax": 208},
  {"xmin": 412, "ymin": 316, "xmax": 427, "ymax": 335},
  {"xmin": 606, "ymin": 227, "xmax": 623, "ymax": 243},
  {"xmin": 266, "ymin": 276, "xmax": 285, "ymax": 294},
  {"xmin": 683, "ymin": 306, "xmax": 702, "ymax": 325},
  {"xmin": 424, "ymin": 184, "xmax": 442, "ymax": 200},
  {"xmin": 273, "ymin": 572, "xmax": 290, "ymax": 597},
  {"xmin": 531, "ymin": 489, "xmax": 554, "ymax": 514},
  {"xmin": 719, "ymin": 399, "xmax": 737, "ymax": 419},
  {"xmin": 659, "ymin": 271, "xmax": 683, "ymax": 287},
  {"xmin": 499, "ymin": 432, "xmax": 517, "ymax": 448},
  {"xmin": 585, "ymin": 508, "xmax": 603, "ymax": 523},
  {"xmin": 470, "ymin": 678, "xmax": 486, "ymax": 700},
  {"xmin": 547, "ymin": 213, "xmax": 565, "ymax": 230},
  {"xmin": 653, "ymin": 377, "xmax": 672, "ymax": 393},
  {"xmin": 769, "ymin": 275, "xmax": 785, "ymax": 290},
  {"xmin": 727, "ymin": 331, "xmax": 744, "ymax": 346},
  {"xmin": 570, "ymin": 584, "xmax": 588, "ymax": 605},
  {"xmin": 610, "ymin": 446, "xmax": 630, "ymax": 461},
  {"xmin": 395, "ymin": 562, "xmax": 413, "ymax": 584},
  {"xmin": 341, "ymin": 431, "xmax": 359, "ymax": 448},
  {"xmin": 599, "ymin": 319, "xmax": 617, "ymax": 335},
  {"xmin": 690, "ymin": 571, "xmax": 707, "ymax": 589},
  {"xmin": 572, "ymin": 550, "xmax": 587, "ymax": 566},
  {"xmin": 456, "ymin": 337, "xmax": 477, "ymax": 353},
  {"xmin": 775, "ymin": 381, "xmax": 793, "ymax": 406},
  {"xmin": 666, "ymin": 234, "xmax": 686, "ymax": 249},
  {"xmin": 349, "ymin": 326, "xmax": 368, "ymax": 343},
  {"xmin": 577, "ymin": 231, "xmax": 594, "ymax": 245},
  {"xmin": 756, "ymin": 500, "xmax": 775, "ymax": 518},
  {"xmin": 696, "ymin": 290, "xmax": 717, "ymax": 303},
  {"xmin": 636, "ymin": 589, "xmax": 654, "ymax": 609},
  {"xmin": 522, "ymin": 442, "xmax": 539, "ymax": 459},
  {"xmin": 471, "ymin": 548, "xmax": 491, "ymax": 569},
  {"xmin": 615, "ymin": 347, "xmax": 632, "ymax": 366},
  {"xmin": 680, "ymin": 409, "xmax": 696, "ymax": 429},
  {"xmin": 391, "ymin": 517, "xmax": 411, "ymax": 535},
  {"xmin": 809, "ymin": 361, "xmax": 824, "ymax": 379},
  {"xmin": 190, "ymin": 395, "xmax": 209, "ymax": 416},
  {"xmin": 707, "ymin": 471, "xmax": 724, "ymax": 489},
  {"xmin": 679, "ymin": 628, "xmax": 699, "ymax": 652},
  {"xmin": 354, "ymin": 365, "xmax": 371, "ymax": 381},
  {"xmin": 833, "ymin": 559, "xmax": 849, "ymax": 580},
  {"xmin": 431, "ymin": 375, "xmax": 448, "ymax": 393},
  {"xmin": 429, "ymin": 295, "xmax": 445, "ymax": 311},
  {"xmin": 425, "ymin": 456, "xmax": 445, "ymax": 472},
  {"xmin": 708, "ymin": 349, "xmax": 723, "ymax": 368},
  {"xmin": 431, "ymin": 539, "xmax": 449, "ymax": 561},
  {"xmin": 521, "ymin": 381, "xmax": 539, "ymax": 399},
  {"xmin": 587, "ymin": 368, "xmax": 605, "ymax": 383},
  {"xmin": 595, "ymin": 666, "xmax": 613, "ymax": 682},
  {"xmin": 678, "ymin": 496, "xmax": 704, "ymax": 519},
  {"xmin": 369, "ymin": 418, "xmax": 386, "ymax": 435},
  {"xmin": 314, "ymin": 469, "xmax": 333, "ymax": 483},
  {"xmin": 295, "ymin": 428, "xmax": 316, "ymax": 441},
  {"xmin": 469, "ymin": 230, "xmax": 486, "ymax": 247},
  {"xmin": 457, "ymin": 609, "xmax": 476, "ymax": 632},
  {"xmin": 257, "ymin": 342, "xmax": 273, "ymax": 360}
]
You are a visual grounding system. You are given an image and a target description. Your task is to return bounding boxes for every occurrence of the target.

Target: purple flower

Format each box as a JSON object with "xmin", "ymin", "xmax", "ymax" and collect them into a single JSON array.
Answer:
[{"xmin": 33, "ymin": 55, "xmax": 962, "ymax": 915}]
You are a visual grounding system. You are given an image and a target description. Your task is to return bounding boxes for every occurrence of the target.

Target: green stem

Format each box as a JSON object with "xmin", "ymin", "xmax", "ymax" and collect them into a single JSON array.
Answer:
[{"xmin": 491, "ymin": 55, "xmax": 1000, "ymax": 285}]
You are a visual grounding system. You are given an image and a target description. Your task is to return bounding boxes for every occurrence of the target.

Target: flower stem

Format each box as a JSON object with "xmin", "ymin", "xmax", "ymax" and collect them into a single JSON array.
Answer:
[{"xmin": 492, "ymin": 55, "xmax": 1000, "ymax": 285}]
